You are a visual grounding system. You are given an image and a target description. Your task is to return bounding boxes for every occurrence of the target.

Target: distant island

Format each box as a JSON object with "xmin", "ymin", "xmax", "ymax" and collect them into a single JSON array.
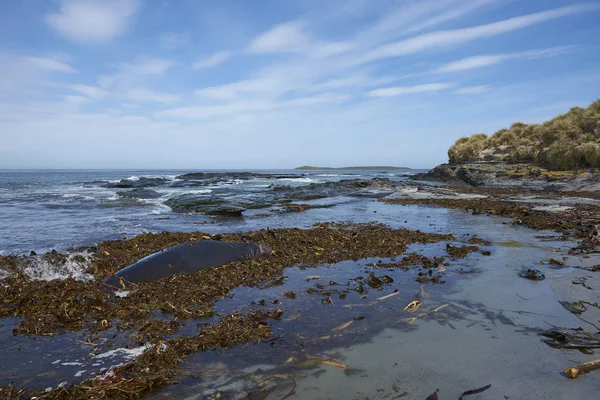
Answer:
[{"xmin": 295, "ymin": 166, "xmax": 410, "ymax": 171}]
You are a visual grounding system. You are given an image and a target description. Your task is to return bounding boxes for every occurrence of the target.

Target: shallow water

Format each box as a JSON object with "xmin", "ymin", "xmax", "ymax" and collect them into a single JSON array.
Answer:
[
  {"xmin": 139, "ymin": 209, "xmax": 599, "ymax": 400},
  {"xmin": 1, "ymin": 170, "xmax": 599, "ymax": 398},
  {"xmin": 0, "ymin": 169, "xmax": 423, "ymax": 254}
]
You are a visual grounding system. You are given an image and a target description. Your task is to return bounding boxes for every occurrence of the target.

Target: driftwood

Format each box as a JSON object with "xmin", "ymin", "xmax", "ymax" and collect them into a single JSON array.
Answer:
[{"xmin": 564, "ymin": 359, "xmax": 600, "ymax": 379}]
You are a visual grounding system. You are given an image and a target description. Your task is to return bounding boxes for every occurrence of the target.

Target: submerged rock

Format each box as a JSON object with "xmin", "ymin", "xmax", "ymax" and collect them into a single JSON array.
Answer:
[
  {"xmin": 519, "ymin": 268, "xmax": 545, "ymax": 280},
  {"xmin": 207, "ymin": 206, "xmax": 245, "ymax": 217}
]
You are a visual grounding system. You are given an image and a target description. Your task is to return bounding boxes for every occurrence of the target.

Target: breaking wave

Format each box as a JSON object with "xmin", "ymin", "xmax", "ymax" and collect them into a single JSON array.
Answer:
[{"xmin": 20, "ymin": 252, "xmax": 95, "ymax": 281}]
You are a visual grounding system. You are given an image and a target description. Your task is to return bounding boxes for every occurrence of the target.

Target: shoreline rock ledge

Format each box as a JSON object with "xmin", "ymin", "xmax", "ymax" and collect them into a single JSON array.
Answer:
[{"xmin": 412, "ymin": 162, "xmax": 600, "ymax": 191}]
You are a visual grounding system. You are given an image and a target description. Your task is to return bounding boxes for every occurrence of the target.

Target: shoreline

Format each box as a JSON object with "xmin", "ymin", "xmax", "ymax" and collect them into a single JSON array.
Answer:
[
  {"xmin": 1, "ymin": 174, "xmax": 600, "ymax": 399},
  {"xmin": 412, "ymin": 161, "xmax": 600, "ymax": 191}
]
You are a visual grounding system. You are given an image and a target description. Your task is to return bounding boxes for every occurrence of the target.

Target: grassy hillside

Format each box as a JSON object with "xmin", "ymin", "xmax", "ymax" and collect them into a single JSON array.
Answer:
[{"xmin": 448, "ymin": 100, "xmax": 600, "ymax": 169}]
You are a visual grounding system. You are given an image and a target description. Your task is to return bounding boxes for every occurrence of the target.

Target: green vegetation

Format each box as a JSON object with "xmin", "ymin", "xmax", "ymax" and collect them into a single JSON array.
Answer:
[
  {"xmin": 295, "ymin": 165, "xmax": 409, "ymax": 170},
  {"xmin": 448, "ymin": 100, "xmax": 600, "ymax": 169}
]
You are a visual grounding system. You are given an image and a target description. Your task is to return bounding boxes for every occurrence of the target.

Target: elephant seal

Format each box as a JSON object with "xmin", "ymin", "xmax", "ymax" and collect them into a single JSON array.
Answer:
[{"xmin": 104, "ymin": 240, "xmax": 270, "ymax": 289}]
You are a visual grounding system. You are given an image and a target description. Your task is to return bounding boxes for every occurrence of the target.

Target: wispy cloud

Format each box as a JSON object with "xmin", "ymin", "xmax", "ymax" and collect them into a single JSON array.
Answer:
[
  {"xmin": 360, "ymin": 3, "xmax": 597, "ymax": 63},
  {"xmin": 23, "ymin": 56, "xmax": 76, "ymax": 73},
  {"xmin": 122, "ymin": 88, "xmax": 181, "ymax": 104},
  {"xmin": 301, "ymin": 75, "xmax": 396, "ymax": 93},
  {"xmin": 67, "ymin": 84, "xmax": 107, "ymax": 100},
  {"xmin": 158, "ymin": 33, "xmax": 190, "ymax": 49},
  {"xmin": 453, "ymin": 85, "xmax": 491, "ymax": 95},
  {"xmin": 157, "ymin": 93, "xmax": 347, "ymax": 119},
  {"xmin": 119, "ymin": 58, "xmax": 173, "ymax": 75},
  {"xmin": 247, "ymin": 21, "xmax": 311, "ymax": 53},
  {"xmin": 3, "ymin": 0, "xmax": 599, "ymax": 169},
  {"xmin": 193, "ymin": 51, "xmax": 231, "ymax": 69},
  {"xmin": 361, "ymin": 0, "xmax": 497, "ymax": 42},
  {"xmin": 367, "ymin": 83, "xmax": 454, "ymax": 97},
  {"xmin": 435, "ymin": 46, "xmax": 573, "ymax": 73},
  {"xmin": 45, "ymin": 0, "xmax": 139, "ymax": 44}
]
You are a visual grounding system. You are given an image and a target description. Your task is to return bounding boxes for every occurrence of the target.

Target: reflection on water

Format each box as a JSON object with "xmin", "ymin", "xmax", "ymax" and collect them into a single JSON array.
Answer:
[
  {"xmin": 2, "ymin": 190, "xmax": 599, "ymax": 398},
  {"xmin": 148, "ymin": 216, "xmax": 598, "ymax": 399}
]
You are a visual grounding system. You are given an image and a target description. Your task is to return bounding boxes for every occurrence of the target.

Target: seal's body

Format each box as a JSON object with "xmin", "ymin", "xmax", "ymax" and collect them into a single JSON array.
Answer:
[{"xmin": 104, "ymin": 241, "xmax": 270, "ymax": 288}]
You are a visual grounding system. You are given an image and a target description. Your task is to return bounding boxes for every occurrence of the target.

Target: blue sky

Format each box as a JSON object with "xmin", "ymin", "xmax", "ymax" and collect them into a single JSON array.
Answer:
[{"xmin": 1, "ymin": 0, "xmax": 599, "ymax": 169}]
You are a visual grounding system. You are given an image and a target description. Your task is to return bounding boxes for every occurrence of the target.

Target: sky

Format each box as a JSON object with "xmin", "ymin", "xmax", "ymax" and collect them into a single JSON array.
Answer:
[{"xmin": 1, "ymin": 0, "xmax": 599, "ymax": 169}]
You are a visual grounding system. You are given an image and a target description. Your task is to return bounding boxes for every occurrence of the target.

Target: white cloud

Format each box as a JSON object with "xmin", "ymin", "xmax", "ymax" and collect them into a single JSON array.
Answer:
[
  {"xmin": 313, "ymin": 42, "xmax": 355, "ymax": 57},
  {"xmin": 63, "ymin": 95, "xmax": 90, "ymax": 105},
  {"xmin": 67, "ymin": 84, "xmax": 107, "ymax": 100},
  {"xmin": 367, "ymin": 83, "xmax": 454, "ymax": 97},
  {"xmin": 361, "ymin": 3, "xmax": 597, "ymax": 63},
  {"xmin": 121, "ymin": 88, "xmax": 181, "ymax": 104},
  {"xmin": 302, "ymin": 75, "xmax": 395, "ymax": 93},
  {"xmin": 247, "ymin": 21, "xmax": 311, "ymax": 53},
  {"xmin": 158, "ymin": 33, "xmax": 189, "ymax": 49},
  {"xmin": 193, "ymin": 51, "xmax": 231, "ymax": 69},
  {"xmin": 45, "ymin": 0, "xmax": 139, "ymax": 44},
  {"xmin": 453, "ymin": 85, "xmax": 491, "ymax": 95},
  {"xmin": 195, "ymin": 75, "xmax": 294, "ymax": 100},
  {"xmin": 357, "ymin": 0, "xmax": 500, "ymax": 47},
  {"xmin": 402, "ymin": 0, "xmax": 500, "ymax": 36},
  {"xmin": 435, "ymin": 46, "xmax": 573, "ymax": 73},
  {"xmin": 157, "ymin": 93, "xmax": 347, "ymax": 120},
  {"xmin": 24, "ymin": 56, "xmax": 76, "ymax": 73},
  {"xmin": 119, "ymin": 58, "xmax": 173, "ymax": 75}
]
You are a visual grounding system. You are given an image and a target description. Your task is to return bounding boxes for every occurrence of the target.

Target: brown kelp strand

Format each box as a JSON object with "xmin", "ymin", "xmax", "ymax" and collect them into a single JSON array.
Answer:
[
  {"xmin": 383, "ymin": 196, "xmax": 600, "ymax": 238},
  {"xmin": 0, "ymin": 223, "xmax": 453, "ymax": 337},
  {"xmin": 0, "ymin": 312, "xmax": 272, "ymax": 400}
]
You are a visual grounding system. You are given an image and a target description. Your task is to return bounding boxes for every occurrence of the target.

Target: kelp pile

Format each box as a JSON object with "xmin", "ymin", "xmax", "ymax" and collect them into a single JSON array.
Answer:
[
  {"xmin": 1, "ymin": 223, "xmax": 453, "ymax": 336},
  {"xmin": 0, "ymin": 223, "xmax": 467, "ymax": 399},
  {"xmin": 383, "ymin": 188, "xmax": 600, "ymax": 241},
  {"xmin": 0, "ymin": 313, "xmax": 272, "ymax": 400}
]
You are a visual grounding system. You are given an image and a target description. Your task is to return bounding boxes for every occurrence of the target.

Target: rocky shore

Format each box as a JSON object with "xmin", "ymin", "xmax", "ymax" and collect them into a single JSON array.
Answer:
[
  {"xmin": 1, "ymin": 170, "xmax": 600, "ymax": 399},
  {"xmin": 413, "ymin": 162, "xmax": 600, "ymax": 191}
]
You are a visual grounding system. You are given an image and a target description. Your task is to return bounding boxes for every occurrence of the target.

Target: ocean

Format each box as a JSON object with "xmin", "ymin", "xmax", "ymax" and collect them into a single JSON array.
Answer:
[
  {"xmin": 0, "ymin": 169, "xmax": 423, "ymax": 255},
  {"xmin": 1, "ymin": 168, "xmax": 598, "ymax": 399}
]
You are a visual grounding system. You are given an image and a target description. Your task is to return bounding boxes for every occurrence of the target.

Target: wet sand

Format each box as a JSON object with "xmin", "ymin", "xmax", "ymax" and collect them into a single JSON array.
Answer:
[{"xmin": 1, "ymin": 181, "xmax": 599, "ymax": 399}]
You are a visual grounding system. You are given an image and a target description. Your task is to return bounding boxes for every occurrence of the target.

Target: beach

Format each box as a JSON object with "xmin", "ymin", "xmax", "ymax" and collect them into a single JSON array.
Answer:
[{"xmin": 1, "ymin": 169, "xmax": 599, "ymax": 399}]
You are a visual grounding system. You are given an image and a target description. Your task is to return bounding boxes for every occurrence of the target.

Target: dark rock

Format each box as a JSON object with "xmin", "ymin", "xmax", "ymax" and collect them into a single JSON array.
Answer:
[
  {"xmin": 164, "ymin": 196, "xmax": 223, "ymax": 213},
  {"xmin": 117, "ymin": 188, "xmax": 162, "ymax": 199},
  {"xmin": 176, "ymin": 172, "xmax": 299, "ymax": 181},
  {"xmin": 106, "ymin": 177, "xmax": 167, "ymax": 188},
  {"xmin": 519, "ymin": 268, "xmax": 545, "ymax": 280},
  {"xmin": 165, "ymin": 195, "xmax": 245, "ymax": 216},
  {"xmin": 365, "ymin": 272, "xmax": 393, "ymax": 289},
  {"xmin": 206, "ymin": 206, "xmax": 245, "ymax": 217},
  {"xmin": 412, "ymin": 162, "xmax": 600, "ymax": 191}
]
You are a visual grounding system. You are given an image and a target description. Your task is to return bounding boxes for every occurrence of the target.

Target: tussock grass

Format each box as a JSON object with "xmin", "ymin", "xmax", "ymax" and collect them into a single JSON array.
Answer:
[{"xmin": 448, "ymin": 100, "xmax": 600, "ymax": 169}]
